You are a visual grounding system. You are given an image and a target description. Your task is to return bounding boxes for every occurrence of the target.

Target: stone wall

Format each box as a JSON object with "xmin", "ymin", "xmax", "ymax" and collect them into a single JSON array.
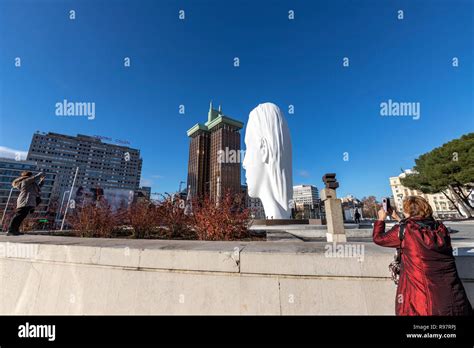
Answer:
[{"xmin": 0, "ymin": 236, "xmax": 472, "ymax": 314}]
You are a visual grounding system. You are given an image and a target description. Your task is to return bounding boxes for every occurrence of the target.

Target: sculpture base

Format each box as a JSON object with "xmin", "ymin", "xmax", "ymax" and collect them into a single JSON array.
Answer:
[
  {"xmin": 326, "ymin": 232, "xmax": 347, "ymax": 243},
  {"xmin": 252, "ymin": 219, "xmax": 310, "ymax": 226}
]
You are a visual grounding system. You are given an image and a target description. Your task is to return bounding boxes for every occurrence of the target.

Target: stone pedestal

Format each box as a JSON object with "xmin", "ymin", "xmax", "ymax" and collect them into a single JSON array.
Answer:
[{"xmin": 321, "ymin": 188, "xmax": 346, "ymax": 243}]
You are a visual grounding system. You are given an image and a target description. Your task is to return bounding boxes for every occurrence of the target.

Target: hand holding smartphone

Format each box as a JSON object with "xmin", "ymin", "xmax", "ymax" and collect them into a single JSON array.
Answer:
[
  {"xmin": 382, "ymin": 197, "xmax": 393, "ymax": 214},
  {"xmin": 381, "ymin": 197, "xmax": 403, "ymax": 221}
]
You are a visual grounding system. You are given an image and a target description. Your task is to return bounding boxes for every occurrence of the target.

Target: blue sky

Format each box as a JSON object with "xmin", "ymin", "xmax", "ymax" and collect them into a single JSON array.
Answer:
[{"xmin": 0, "ymin": 0, "xmax": 473, "ymax": 200}]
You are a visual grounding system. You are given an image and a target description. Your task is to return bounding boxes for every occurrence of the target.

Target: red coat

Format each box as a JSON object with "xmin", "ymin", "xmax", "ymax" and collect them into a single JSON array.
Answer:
[{"xmin": 373, "ymin": 218, "xmax": 472, "ymax": 316}]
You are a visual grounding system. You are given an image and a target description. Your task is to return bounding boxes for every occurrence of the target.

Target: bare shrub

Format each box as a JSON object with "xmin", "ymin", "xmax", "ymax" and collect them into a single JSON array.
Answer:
[{"xmin": 191, "ymin": 191, "xmax": 251, "ymax": 241}]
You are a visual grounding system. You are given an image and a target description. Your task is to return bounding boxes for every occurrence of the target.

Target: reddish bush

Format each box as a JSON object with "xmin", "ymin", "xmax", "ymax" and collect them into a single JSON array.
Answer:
[
  {"xmin": 155, "ymin": 194, "xmax": 193, "ymax": 239},
  {"xmin": 69, "ymin": 202, "xmax": 117, "ymax": 238},
  {"xmin": 44, "ymin": 191, "xmax": 253, "ymax": 241},
  {"xmin": 21, "ymin": 211, "xmax": 50, "ymax": 232},
  {"xmin": 1, "ymin": 211, "xmax": 14, "ymax": 232},
  {"xmin": 117, "ymin": 196, "xmax": 193, "ymax": 239},
  {"xmin": 191, "ymin": 191, "xmax": 251, "ymax": 241},
  {"xmin": 125, "ymin": 200, "xmax": 160, "ymax": 239}
]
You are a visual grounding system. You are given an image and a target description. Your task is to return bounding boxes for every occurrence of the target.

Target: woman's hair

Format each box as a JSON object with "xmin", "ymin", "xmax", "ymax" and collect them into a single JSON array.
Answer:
[
  {"xmin": 20, "ymin": 171, "xmax": 33, "ymax": 177},
  {"xmin": 403, "ymin": 196, "xmax": 433, "ymax": 218},
  {"xmin": 247, "ymin": 102, "xmax": 292, "ymax": 210}
]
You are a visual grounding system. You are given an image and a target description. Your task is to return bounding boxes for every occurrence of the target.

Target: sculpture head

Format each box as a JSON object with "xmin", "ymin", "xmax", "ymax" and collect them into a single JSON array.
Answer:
[{"xmin": 243, "ymin": 102, "xmax": 293, "ymax": 218}]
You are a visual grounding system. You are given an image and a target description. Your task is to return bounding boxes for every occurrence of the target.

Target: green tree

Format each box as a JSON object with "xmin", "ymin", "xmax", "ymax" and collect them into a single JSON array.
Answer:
[{"xmin": 400, "ymin": 133, "xmax": 474, "ymax": 217}]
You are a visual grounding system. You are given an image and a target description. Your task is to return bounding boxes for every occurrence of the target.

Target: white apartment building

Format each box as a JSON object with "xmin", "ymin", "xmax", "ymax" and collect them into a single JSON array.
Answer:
[
  {"xmin": 389, "ymin": 170, "xmax": 459, "ymax": 219},
  {"xmin": 292, "ymin": 184, "xmax": 319, "ymax": 207},
  {"xmin": 27, "ymin": 132, "xmax": 143, "ymax": 198}
]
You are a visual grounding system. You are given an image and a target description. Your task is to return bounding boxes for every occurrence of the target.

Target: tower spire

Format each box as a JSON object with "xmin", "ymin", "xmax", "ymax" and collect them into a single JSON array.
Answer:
[{"xmin": 208, "ymin": 100, "xmax": 213, "ymax": 122}]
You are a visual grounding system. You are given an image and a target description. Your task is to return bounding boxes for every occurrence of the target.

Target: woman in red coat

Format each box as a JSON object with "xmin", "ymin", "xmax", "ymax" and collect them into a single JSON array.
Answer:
[{"xmin": 373, "ymin": 196, "xmax": 472, "ymax": 316}]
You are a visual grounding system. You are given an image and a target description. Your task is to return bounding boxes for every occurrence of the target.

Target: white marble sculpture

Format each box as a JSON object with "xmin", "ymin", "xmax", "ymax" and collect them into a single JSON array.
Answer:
[{"xmin": 243, "ymin": 102, "xmax": 293, "ymax": 219}]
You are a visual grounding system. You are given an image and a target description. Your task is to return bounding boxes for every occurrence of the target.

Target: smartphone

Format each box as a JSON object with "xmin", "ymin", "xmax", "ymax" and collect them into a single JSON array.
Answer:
[{"xmin": 382, "ymin": 198, "xmax": 392, "ymax": 213}]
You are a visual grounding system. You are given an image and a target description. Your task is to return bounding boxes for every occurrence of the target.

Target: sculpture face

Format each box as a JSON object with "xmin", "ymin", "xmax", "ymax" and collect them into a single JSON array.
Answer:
[
  {"xmin": 243, "ymin": 103, "xmax": 293, "ymax": 219},
  {"xmin": 242, "ymin": 124, "xmax": 264, "ymax": 198}
]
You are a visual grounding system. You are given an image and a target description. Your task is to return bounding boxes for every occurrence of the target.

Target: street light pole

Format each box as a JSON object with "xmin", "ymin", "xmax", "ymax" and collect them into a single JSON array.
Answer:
[
  {"xmin": 55, "ymin": 190, "xmax": 70, "ymax": 225},
  {"xmin": 60, "ymin": 167, "xmax": 79, "ymax": 231},
  {"xmin": 0, "ymin": 187, "xmax": 14, "ymax": 230}
]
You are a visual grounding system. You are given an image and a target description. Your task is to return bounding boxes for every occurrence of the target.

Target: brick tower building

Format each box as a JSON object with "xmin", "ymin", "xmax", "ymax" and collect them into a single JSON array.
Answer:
[{"xmin": 186, "ymin": 102, "xmax": 243, "ymax": 202}]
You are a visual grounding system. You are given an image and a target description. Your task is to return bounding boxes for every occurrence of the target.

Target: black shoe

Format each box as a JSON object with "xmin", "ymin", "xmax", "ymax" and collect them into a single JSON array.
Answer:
[{"xmin": 6, "ymin": 232, "xmax": 24, "ymax": 236}]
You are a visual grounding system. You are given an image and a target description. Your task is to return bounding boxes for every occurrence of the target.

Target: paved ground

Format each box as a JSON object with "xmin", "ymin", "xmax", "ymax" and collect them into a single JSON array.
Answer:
[
  {"xmin": 444, "ymin": 223, "xmax": 474, "ymax": 248},
  {"xmin": 2, "ymin": 222, "xmax": 473, "ymax": 250},
  {"xmin": 252, "ymin": 222, "xmax": 474, "ymax": 250}
]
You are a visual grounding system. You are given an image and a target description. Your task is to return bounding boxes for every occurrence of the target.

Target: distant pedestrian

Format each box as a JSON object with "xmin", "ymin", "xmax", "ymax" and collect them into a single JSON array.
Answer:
[
  {"xmin": 7, "ymin": 171, "xmax": 45, "ymax": 236},
  {"xmin": 354, "ymin": 209, "xmax": 361, "ymax": 224}
]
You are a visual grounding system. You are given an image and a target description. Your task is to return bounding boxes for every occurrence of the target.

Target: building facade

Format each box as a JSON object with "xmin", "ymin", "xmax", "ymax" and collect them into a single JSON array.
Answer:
[
  {"xmin": 187, "ymin": 103, "xmax": 243, "ymax": 202},
  {"xmin": 27, "ymin": 132, "xmax": 142, "ymax": 199},
  {"xmin": 0, "ymin": 157, "xmax": 57, "ymax": 218},
  {"xmin": 389, "ymin": 170, "xmax": 459, "ymax": 219},
  {"xmin": 293, "ymin": 185, "xmax": 320, "ymax": 206},
  {"xmin": 138, "ymin": 186, "xmax": 152, "ymax": 200},
  {"xmin": 187, "ymin": 129, "xmax": 210, "ymax": 199},
  {"xmin": 291, "ymin": 185, "xmax": 321, "ymax": 219},
  {"xmin": 341, "ymin": 195, "xmax": 363, "ymax": 222},
  {"xmin": 241, "ymin": 184, "xmax": 265, "ymax": 219}
]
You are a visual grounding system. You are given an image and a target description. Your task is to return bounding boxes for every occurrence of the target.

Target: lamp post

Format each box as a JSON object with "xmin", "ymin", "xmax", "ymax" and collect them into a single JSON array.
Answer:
[
  {"xmin": 60, "ymin": 167, "xmax": 79, "ymax": 231},
  {"xmin": 56, "ymin": 190, "xmax": 70, "ymax": 224},
  {"xmin": 0, "ymin": 187, "xmax": 15, "ymax": 230},
  {"xmin": 317, "ymin": 199, "xmax": 322, "ymax": 220},
  {"xmin": 184, "ymin": 185, "xmax": 193, "ymax": 216},
  {"xmin": 216, "ymin": 176, "xmax": 221, "ymax": 206}
]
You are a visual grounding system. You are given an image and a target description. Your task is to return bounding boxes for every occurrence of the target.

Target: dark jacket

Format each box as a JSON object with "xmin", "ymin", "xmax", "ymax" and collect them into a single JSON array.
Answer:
[{"xmin": 373, "ymin": 217, "xmax": 472, "ymax": 316}]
